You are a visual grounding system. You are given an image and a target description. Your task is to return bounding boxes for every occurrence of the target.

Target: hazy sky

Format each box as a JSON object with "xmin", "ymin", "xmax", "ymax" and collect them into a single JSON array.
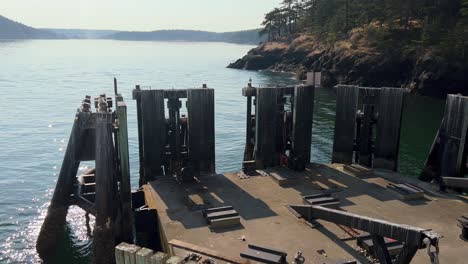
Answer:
[{"xmin": 2, "ymin": 0, "xmax": 281, "ymax": 32}]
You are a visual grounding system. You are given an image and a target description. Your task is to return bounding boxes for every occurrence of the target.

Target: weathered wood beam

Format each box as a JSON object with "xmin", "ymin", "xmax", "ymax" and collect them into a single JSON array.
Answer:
[
  {"xmin": 394, "ymin": 245, "xmax": 418, "ymax": 264},
  {"xmin": 289, "ymin": 204, "xmax": 440, "ymax": 248},
  {"xmin": 243, "ymin": 84, "xmax": 254, "ymax": 162},
  {"xmin": 36, "ymin": 107, "xmax": 91, "ymax": 258},
  {"xmin": 140, "ymin": 90, "xmax": 166, "ymax": 183},
  {"xmin": 374, "ymin": 87, "xmax": 407, "ymax": 171},
  {"xmin": 187, "ymin": 88, "xmax": 216, "ymax": 175},
  {"xmin": 291, "ymin": 85, "xmax": 315, "ymax": 168},
  {"xmin": 74, "ymin": 194, "xmax": 96, "ymax": 216},
  {"xmin": 94, "ymin": 109, "xmax": 117, "ymax": 264},
  {"xmin": 371, "ymin": 234, "xmax": 392, "ymax": 264},
  {"xmin": 440, "ymin": 95, "xmax": 468, "ymax": 180},
  {"xmin": 332, "ymin": 85, "xmax": 359, "ymax": 164},
  {"xmin": 116, "ymin": 96, "xmax": 134, "ymax": 243},
  {"xmin": 133, "ymin": 87, "xmax": 189, "ymax": 99},
  {"xmin": 255, "ymin": 88, "xmax": 279, "ymax": 169},
  {"xmin": 442, "ymin": 177, "xmax": 468, "ymax": 188},
  {"xmin": 242, "ymin": 86, "xmax": 296, "ymax": 97}
]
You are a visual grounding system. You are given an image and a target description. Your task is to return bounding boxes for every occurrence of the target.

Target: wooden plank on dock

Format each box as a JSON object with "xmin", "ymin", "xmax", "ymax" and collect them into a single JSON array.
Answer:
[
  {"xmin": 187, "ymin": 88, "xmax": 215, "ymax": 174},
  {"xmin": 332, "ymin": 85, "xmax": 359, "ymax": 164},
  {"xmin": 374, "ymin": 88, "xmax": 406, "ymax": 171},
  {"xmin": 291, "ymin": 85, "xmax": 315, "ymax": 166},
  {"xmin": 439, "ymin": 95, "xmax": 468, "ymax": 179},
  {"xmin": 140, "ymin": 90, "xmax": 166, "ymax": 182},
  {"xmin": 255, "ymin": 88, "xmax": 279, "ymax": 169},
  {"xmin": 442, "ymin": 177, "xmax": 468, "ymax": 188}
]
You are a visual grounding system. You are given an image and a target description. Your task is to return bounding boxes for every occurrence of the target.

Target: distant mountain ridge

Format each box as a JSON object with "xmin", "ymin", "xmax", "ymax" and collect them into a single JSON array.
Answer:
[
  {"xmin": 42, "ymin": 28, "xmax": 120, "ymax": 39},
  {"xmin": 1, "ymin": 14, "xmax": 264, "ymax": 44},
  {"xmin": 103, "ymin": 29, "xmax": 266, "ymax": 44},
  {"xmin": 0, "ymin": 15, "xmax": 61, "ymax": 39}
]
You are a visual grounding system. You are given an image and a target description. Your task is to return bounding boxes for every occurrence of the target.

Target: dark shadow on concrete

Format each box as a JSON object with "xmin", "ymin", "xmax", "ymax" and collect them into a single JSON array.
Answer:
[
  {"xmin": 149, "ymin": 174, "xmax": 277, "ymax": 229},
  {"xmin": 305, "ymin": 163, "xmax": 434, "ymax": 207}
]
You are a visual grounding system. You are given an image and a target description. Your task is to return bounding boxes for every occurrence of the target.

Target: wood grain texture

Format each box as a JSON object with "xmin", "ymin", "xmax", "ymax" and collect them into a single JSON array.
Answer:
[
  {"xmin": 187, "ymin": 88, "xmax": 215, "ymax": 175},
  {"xmin": 255, "ymin": 87, "xmax": 279, "ymax": 169},
  {"xmin": 332, "ymin": 85, "xmax": 359, "ymax": 164}
]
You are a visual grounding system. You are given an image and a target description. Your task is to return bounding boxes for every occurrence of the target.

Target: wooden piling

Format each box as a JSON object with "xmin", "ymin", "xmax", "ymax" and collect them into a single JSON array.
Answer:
[
  {"xmin": 243, "ymin": 83, "xmax": 254, "ymax": 161},
  {"xmin": 94, "ymin": 107, "xmax": 117, "ymax": 264},
  {"xmin": 255, "ymin": 88, "xmax": 279, "ymax": 169},
  {"xmin": 332, "ymin": 85, "xmax": 359, "ymax": 164},
  {"xmin": 140, "ymin": 90, "xmax": 166, "ymax": 183},
  {"xmin": 133, "ymin": 86, "xmax": 145, "ymax": 185},
  {"xmin": 187, "ymin": 88, "xmax": 215, "ymax": 174},
  {"xmin": 36, "ymin": 106, "xmax": 91, "ymax": 258},
  {"xmin": 291, "ymin": 85, "xmax": 315, "ymax": 168},
  {"xmin": 374, "ymin": 88, "xmax": 406, "ymax": 171},
  {"xmin": 116, "ymin": 95, "xmax": 134, "ymax": 243}
]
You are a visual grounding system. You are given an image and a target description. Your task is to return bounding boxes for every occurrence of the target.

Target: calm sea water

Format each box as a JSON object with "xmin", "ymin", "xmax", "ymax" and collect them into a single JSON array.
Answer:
[{"xmin": 0, "ymin": 39, "xmax": 444, "ymax": 263}]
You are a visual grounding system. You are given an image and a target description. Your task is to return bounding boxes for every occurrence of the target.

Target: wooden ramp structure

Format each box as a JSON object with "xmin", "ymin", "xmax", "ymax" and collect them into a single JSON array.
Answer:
[
  {"xmin": 332, "ymin": 85, "xmax": 407, "ymax": 172},
  {"xmin": 37, "ymin": 83, "xmax": 133, "ymax": 264},
  {"xmin": 420, "ymin": 94, "xmax": 468, "ymax": 191}
]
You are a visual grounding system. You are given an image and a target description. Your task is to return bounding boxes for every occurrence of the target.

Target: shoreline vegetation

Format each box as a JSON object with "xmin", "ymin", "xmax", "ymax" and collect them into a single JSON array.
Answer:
[{"xmin": 228, "ymin": 0, "xmax": 468, "ymax": 98}]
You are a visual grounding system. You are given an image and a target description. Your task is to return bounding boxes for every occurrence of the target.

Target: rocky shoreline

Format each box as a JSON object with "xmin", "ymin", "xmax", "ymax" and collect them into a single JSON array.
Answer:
[{"xmin": 228, "ymin": 34, "xmax": 467, "ymax": 98}]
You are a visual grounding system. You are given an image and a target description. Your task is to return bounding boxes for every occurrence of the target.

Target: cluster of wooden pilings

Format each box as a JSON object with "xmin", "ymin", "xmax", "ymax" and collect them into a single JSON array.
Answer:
[
  {"xmin": 36, "ymin": 83, "xmax": 133, "ymax": 263},
  {"xmin": 36, "ymin": 77, "xmax": 467, "ymax": 263}
]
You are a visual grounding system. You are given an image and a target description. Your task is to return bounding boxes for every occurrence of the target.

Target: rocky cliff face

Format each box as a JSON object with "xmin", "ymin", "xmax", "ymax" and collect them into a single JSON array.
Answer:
[{"xmin": 228, "ymin": 33, "xmax": 467, "ymax": 98}]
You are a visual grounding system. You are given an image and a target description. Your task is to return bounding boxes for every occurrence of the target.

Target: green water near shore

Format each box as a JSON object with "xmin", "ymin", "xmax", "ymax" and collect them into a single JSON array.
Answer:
[{"xmin": 312, "ymin": 87, "xmax": 445, "ymax": 177}]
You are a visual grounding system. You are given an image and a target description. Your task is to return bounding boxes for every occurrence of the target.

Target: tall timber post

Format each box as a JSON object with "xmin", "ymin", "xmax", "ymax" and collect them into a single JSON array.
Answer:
[
  {"xmin": 115, "ymin": 94, "xmax": 133, "ymax": 243},
  {"xmin": 93, "ymin": 95, "xmax": 117, "ymax": 264}
]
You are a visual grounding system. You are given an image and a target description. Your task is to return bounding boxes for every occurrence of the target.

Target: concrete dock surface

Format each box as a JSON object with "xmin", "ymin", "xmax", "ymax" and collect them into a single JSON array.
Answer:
[{"xmin": 143, "ymin": 163, "xmax": 468, "ymax": 264}]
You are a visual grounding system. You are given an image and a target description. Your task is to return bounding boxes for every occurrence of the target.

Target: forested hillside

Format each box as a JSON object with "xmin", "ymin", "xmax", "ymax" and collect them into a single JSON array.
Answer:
[
  {"xmin": 229, "ymin": 0, "xmax": 468, "ymax": 97},
  {"xmin": 0, "ymin": 15, "xmax": 60, "ymax": 39}
]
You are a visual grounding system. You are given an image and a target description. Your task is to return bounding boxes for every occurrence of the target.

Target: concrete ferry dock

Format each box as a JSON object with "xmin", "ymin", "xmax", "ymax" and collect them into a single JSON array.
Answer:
[
  {"xmin": 142, "ymin": 163, "xmax": 466, "ymax": 264},
  {"xmin": 36, "ymin": 77, "xmax": 468, "ymax": 263}
]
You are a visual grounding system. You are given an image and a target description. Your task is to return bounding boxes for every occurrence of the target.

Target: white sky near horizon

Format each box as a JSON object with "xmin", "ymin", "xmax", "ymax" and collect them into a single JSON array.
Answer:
[{"xmin": 1, "ymin": 0, "xmax": 281, "ymax": 32}]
